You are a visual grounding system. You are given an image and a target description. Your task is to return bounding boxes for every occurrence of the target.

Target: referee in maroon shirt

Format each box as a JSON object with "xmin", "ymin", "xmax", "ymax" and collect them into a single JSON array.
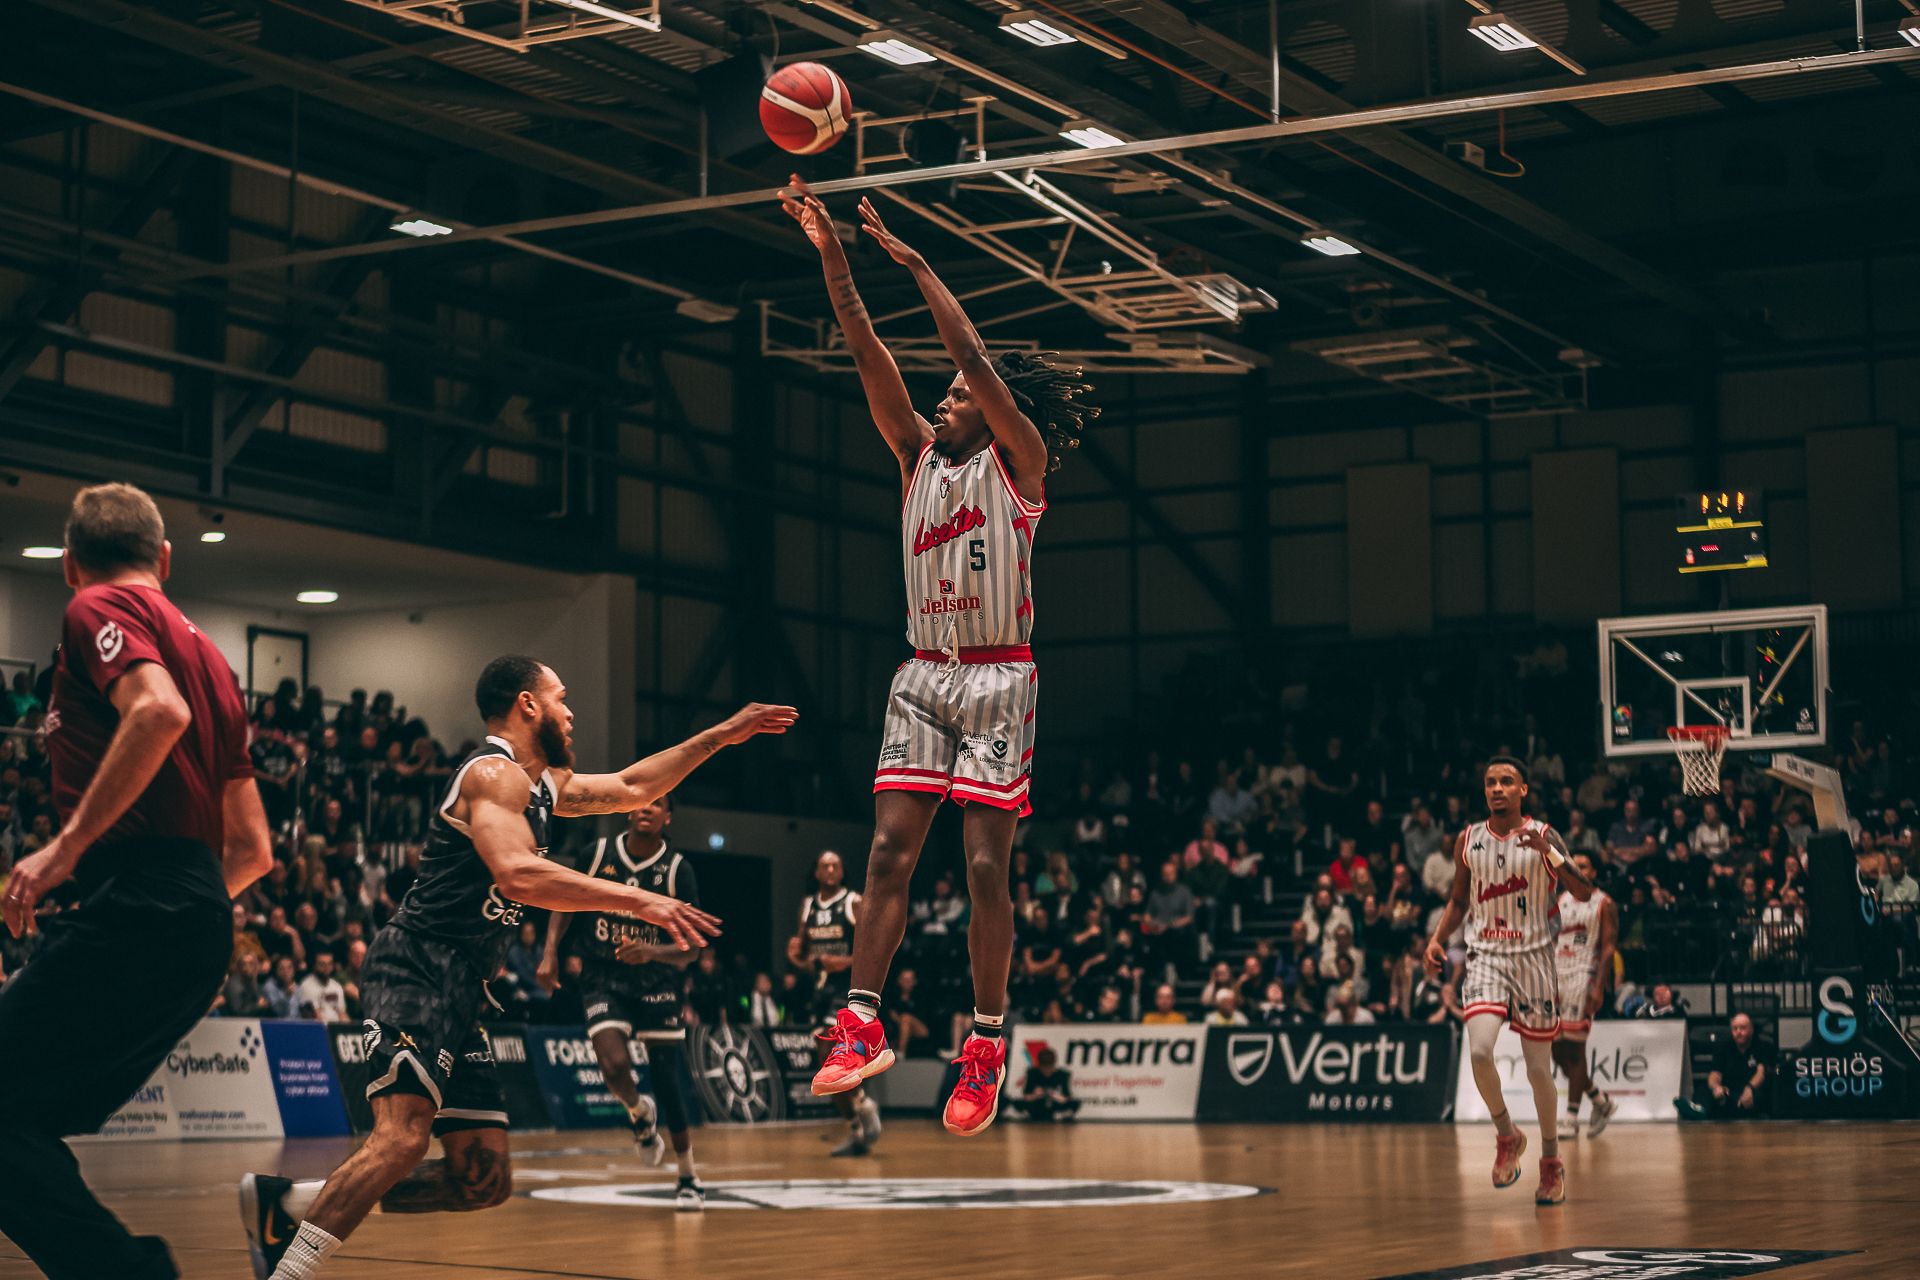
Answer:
[{"xmin": 0, "ymin": 483, "xmax": 272, "ymax": 1280}]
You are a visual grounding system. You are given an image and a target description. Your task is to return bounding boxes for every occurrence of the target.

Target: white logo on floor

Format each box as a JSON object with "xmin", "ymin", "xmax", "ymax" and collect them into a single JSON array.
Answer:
[{"xmin": 528, "ymin": 1177, "xmax": 1267, "ymax": 1211}]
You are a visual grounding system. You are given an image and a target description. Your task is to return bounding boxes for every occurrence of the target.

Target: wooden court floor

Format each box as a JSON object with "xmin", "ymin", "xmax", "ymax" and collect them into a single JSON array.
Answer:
[{"xmin": 3, "ymin": 1121, "xmax": 1915, "ymax": 1279}]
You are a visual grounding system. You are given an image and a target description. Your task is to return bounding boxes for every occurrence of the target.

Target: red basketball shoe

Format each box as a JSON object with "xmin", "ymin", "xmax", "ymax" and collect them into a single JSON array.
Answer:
[
  {"xmin": 811, "ymin": 1009, "xmax": 895, "ymax": 1096},
  {"xmin": 942, "ymin": 1035, "xmax": 1007, "ymax": 1137},
  {"xmin": 1535, "ymin": 1155, "xmax": 1567, "ymax": 1205},
  {"xmin": 1492, "ymin": 1130, "xmax": 1527, "ymax": 1188}
]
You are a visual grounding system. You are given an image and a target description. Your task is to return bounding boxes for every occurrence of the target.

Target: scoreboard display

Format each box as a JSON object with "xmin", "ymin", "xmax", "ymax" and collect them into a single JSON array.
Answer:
[{"xmin": 1676, "ymin": 489, "xmax": 1768, "ymax": 574}]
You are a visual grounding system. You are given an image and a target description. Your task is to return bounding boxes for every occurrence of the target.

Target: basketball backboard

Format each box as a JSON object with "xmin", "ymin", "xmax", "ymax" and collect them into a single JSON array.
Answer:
[{"xmin": 1597, "ymin": 604, "xmax": 1828, "ymax": 758}]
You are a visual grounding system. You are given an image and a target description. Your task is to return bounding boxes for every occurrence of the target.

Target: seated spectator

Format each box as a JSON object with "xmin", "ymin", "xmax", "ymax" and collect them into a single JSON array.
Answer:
[
  {"xmin": 742, "ymin": 973, "xmax": 785, "ymax": 1028},
  {"xmin": 1355, "ymin": 800, "xmax": 1400, "ymax": 870},
  {"xmin": 686, "ymin": 950, "xmax": 729, "ymax": 1025},
  {"xmin": 1014, "ymin": 1047, "xmax": 1081, "ymax": 1122},
  {"xmin": 1208, "ymin": 771, "xmax": 1256, "ymax": 835},
  {"xmin": 1683, "ymin": 1012, "xmax": 1773, "ymax": 1120},
  {"xmin": 230, "ymin": 903, "xmax": 268, "ymax": 970},
  {"xmin": 1294, "ymin": 955, "xmax": 1327, "ymax": 1015},
  {"xmin": 1564, "ymin": 809, "xmax": 1604, "ymax": 859},
  {"xmin": 1606, "ymin": 799, "xmax": 1659, "ymax": 868},
  {"xmin": 1297, "ymin": 881, "xmax": 1354, "ymax": 949},
  {"xmin": 1633, "ymin": 982, "xmax": 1689, "ymax": 1019},
  {"xmin": 1256, "ymin": 980, "xmax": 1303, "ymax": 1026},
  {"xmin": 259, "ymin": 905, "xmax": 306, "ymax": 968},
  {"xmin": 1404, "ymin": 803, "xmax": 1445, "ymax": 868},
  {"xmin": 1085, "ymin": 985, "xmax": 1126, "ymax": 1023},
  {"xmin": 1182, "ymin": 819, "xmax": 1229, "ymax": 871},
  {"xmin": 1206, "ymin": 988, "xmax": 1249, "ymax": 1027},
  {"xmin": 1326, "ymin": 981, "xmax": 1376, "ymax": 1026},
  {"xmin": 1692, "ymin": 802, "xmax": 1733, "ymax": 860},
  {"xmin": 500, "ymin": 922, "xmax": 551, "ymax": 1013},
  {"xmin": 1320, "ymin": 922, "xmax": 1364, "ymax": 976},
  {"xmin": 1035, "ymin": 850, "xmax": 1078, "ymax": 901},
  {"xmin": 1328, "ymin": 839, "xmax": 1365, "ymax": 894},
  {"xmin": 219, "ymin": 951, "xmax": 272, "ymax": 1018},
  {"xmin": 1142, "ymin": 859, "xmax": 1197, "ymax": 973},
  {"xmin": 887, "ymin": 968, "xmax": 933, "ymax": 1058},
  {"xmin": 262, "ymin": 955, "xmax": 304, "ymax": 1019},
  {"xmin": 1199, "ymin": 961, "xmax": 1236, "ymax": 1009},
  {"xmin": 1099, "ymin": 852, "xmax": 1145, "ymax": 911},
  {"xmin": 299, "ymin": 952, "xmax": 351, "ymax": 1022},
  {"xmin": 1142, "ymin": 982, "xmax": 1186, "ymax": 1025},
  {"xmin": 1325, "ymin": 951, "xmax": 1369, "ymax": 1012},
  {"xmin": 1881, "ymin": 854, "xmax": 1918, "ymax": 910}
]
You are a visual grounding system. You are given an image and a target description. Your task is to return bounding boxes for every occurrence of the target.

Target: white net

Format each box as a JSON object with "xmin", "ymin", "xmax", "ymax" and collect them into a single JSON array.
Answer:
[{"xmin": 1669, "ymin": 728, "xmax": 1729, "ymax": 796}]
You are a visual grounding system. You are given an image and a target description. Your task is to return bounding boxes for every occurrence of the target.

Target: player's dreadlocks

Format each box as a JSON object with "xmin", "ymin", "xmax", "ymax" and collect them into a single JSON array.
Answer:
[{"xmin": 991, "ymin": 350, "xmax": 1098, "ymax": 473}]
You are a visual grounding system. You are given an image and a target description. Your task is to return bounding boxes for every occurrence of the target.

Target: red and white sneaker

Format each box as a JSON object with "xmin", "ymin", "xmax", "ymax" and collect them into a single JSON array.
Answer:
[
  {"xmin": 811, "ymin": 1010, "xmax": 895, "ymax": 1096},
  {"xmin": 1535, "ymin": 1155, "xmax": 1567, "ymax": 1205},
  {"xmin": 942, "ymin": 1034, "xmax": 1007, "ymax": 1137},
  {"xmin": 1492, "ymin": 1130, "xmax": 1527, "ymax": 1188}
]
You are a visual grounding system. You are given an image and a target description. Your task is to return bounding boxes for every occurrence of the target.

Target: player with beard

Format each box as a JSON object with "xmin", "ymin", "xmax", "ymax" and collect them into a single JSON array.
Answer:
[
  {"xmin": 782, "ymin": 177, "xmax": 1095, "ymax": 1137},
  {"xmin": 241, "ymin": 656, "xmax": 794, "ymax": 1279},
  {"xmin": 1425, "ymin": 756, "xmax": 1595, "ymax": 1206}
]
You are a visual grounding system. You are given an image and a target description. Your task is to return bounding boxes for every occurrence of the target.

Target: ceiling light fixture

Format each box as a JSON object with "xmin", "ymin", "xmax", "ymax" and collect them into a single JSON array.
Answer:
[
  {"xmin": 545, "ymin": 0, "xmax": 661, "ymax": 32},
  {"xmin": 1300, "ymin": 231, "xmax": 1362, "ymax": 257},
  {"xmin": 857, "ymin": 32, "xmax": 939, "ymax": 65},
  {"xmin": 1900, "ymin": 17, "xmax": 1920, "ymax": 46},
  {"xmin": 1059, "ymin": 121, "xmax": 1125, "ymax": 148},
  {"xmin": 999, "ymin": 11, "xmax": 1076, "ymax": 46},
  {"xmin": 295, "ymin": 590, "xmax": 339, "ymax": 604},
  {"xmin": 390, "ymin": 217, "xmax": 453, "ymax": 237},
  {"xmin": 1466, "ymin": 11, "xmax": 1586, "ymax": 73},
  {"xmin": 20, "ymin": 546, "xmax": 62, "ymax": 559},
  {"xmin": 200, "ymin": 531, "xmax": 227, "ymax": 543},
  {"xmin": 1468, "ymin": 13, "xmax": 1538, "ymax": 51}
]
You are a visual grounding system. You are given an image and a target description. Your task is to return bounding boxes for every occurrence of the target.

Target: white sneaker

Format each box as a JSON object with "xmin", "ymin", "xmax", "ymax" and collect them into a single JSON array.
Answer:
[
  {"xmin": 1557, "ymin": 1109, "xmax": 1580, "ymax": 1140},
  {"xmin": 1586, "ymin": 1093, "xmax": 1617, "ymax": 1138},
  {"xmin": 629, "ymin": 1097, "xmax": 665, "ymax": 1165},
  {"xmin": 675, "ymin": 1175, "xmax": 705, "ymax": 1213},
  {"xmin": 857, "ymin": 1096, "xmax": 883, "ymax": 1146}
]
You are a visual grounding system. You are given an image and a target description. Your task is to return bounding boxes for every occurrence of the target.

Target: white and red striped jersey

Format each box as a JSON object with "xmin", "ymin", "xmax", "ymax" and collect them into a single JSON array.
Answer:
[
  {"xmin": 1462, "ymin": 818, "xmax": 1560, "ymax": 956},
  {"xmin": 1555, "ymin": 888, "xmax": 1610, "ymax": 979},
  {"xmin": 901, "ymin": 442, "xmax": 1043, "ymax": 650}
]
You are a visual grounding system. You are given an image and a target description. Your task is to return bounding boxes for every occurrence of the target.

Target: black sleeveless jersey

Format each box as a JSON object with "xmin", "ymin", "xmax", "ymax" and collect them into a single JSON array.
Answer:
[
  {"xmin": 799, "ymin": 889, "xmax": 858, "ymax": 960},
  {"xmin": 568, "ymin": 834, "xmax": 700, "ymax": 979},
  {"xmin": 386, "ymin": 735, "xmax": 557, "ymax": 979}
]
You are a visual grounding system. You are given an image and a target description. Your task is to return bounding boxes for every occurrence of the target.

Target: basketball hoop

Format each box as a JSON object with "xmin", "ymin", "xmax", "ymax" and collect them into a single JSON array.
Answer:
[{"xmin": 1669, "ymin": 725, "xmax": 1730, "ymax": 796}]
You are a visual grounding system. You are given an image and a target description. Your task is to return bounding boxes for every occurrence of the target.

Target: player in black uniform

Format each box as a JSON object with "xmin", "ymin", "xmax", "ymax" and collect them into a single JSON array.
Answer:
[
  {"xmin": 538, "ymin": 794, "xmax": 706, "ymax": 1210},
  {"xmin": 788, "ymin": 850, "xmax": 881, "ymax": 1156},
  {"xmin": 241, "ymin": 655, "xmax": 794, "ymax": 1279}
]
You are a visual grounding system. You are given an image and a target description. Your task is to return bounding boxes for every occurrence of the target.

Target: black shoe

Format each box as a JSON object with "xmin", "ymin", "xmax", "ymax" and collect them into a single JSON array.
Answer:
[
  {"xmin": 830, "ymin": 1133, "xmax": 871, "ymax": 1157},
  {"xmin": 239, "ymin": 1173, "xmax": 298, "ymax": 1280},
  {"xmin": 675, "ymin": 1175, "xmax": 706, "ymax": 1213}
]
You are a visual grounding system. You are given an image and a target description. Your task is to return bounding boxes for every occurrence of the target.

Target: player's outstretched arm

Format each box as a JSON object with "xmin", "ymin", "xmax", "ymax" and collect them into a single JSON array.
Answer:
[
  {"xmin": 465, "ymin": 760, "xmax": 722, "ymax": 949},
  {"xmin": 857, "ymin": 197, "xmax": 1050, "ymax": 493},
  {"xmin": 551, "ymin": 702, "xmax": 797, "ymax": 817},
  {"xmin": 780, "ymin": 176, "xmax": 930, "ymax": 471}
]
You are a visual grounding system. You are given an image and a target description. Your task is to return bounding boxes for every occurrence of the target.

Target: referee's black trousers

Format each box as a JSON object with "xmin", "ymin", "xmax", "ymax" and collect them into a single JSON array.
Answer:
[{"xmin": 0, "ymin": 842, "xmax": 232, "ymax": 1280}]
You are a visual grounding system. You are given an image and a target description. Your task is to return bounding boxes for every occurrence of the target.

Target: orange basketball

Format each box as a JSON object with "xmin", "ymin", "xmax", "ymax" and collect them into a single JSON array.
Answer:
[{"xmin": 760, "ymin": 62, "xmax": 852, "ymax": 155}]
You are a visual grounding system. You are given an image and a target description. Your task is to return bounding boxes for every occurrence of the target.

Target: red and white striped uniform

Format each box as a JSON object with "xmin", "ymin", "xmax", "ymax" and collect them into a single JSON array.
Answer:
[
  {"xmin": 874, "ymin": 442, "xmax": 1043, "ymax": 815},
  {"xmin": 1459, "ymin": 818, "xmax": 1562, "ymax": 1039},
  {"xmin": 1554, "ymin": 888, "xmax": 1610, "ymax": 1037}
]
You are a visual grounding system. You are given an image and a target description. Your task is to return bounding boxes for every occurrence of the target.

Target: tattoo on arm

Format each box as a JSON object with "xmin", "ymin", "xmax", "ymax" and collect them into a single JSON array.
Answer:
[{"xmin": 378, "ymin": 1147, "xmax": 508, "ymax": 1214}]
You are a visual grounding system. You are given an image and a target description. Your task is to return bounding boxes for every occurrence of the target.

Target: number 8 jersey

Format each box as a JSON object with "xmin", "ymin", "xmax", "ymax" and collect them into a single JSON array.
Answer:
[{"xmin": 902, "ymin": 442, "xmax": 1043, "ymax": 650}]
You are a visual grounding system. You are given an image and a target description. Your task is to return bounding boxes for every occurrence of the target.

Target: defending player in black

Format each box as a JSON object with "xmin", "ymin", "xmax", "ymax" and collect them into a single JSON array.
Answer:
[
  {"xmin": 539, "ymin": 795, "xmax": 707, "ymax": 1210},
  {"xmin": 240, "ymin": 656, "xmax": 794, "ymax": 1279}
]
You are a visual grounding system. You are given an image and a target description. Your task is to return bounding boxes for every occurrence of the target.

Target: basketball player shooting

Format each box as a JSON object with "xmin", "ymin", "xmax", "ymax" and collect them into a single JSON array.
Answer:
[
  {"xmin": 780, "ymin": 176, "xmax": 1096, "ymax": 1136},
  {"xmin": 241, "ymin": 657, "xmax": 794, "ymax": 1279},
  {"xmin": 1424, "ymin": 756, "xmax": 1594, "ymax": 1205}
]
